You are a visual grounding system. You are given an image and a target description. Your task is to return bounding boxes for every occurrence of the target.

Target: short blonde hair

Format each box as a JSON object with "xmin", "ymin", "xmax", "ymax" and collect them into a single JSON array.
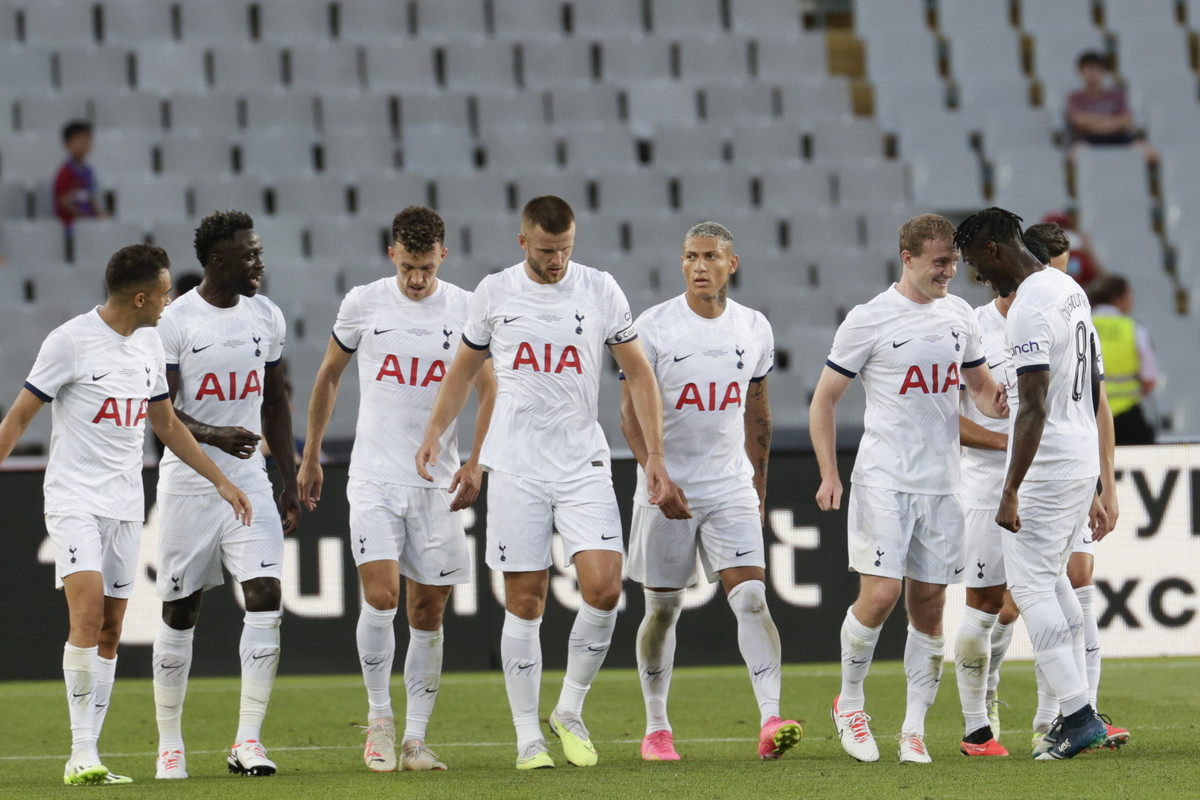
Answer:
[{"xmin": 899, "ymin": 214, "xmax": 956, "ymax": 256}]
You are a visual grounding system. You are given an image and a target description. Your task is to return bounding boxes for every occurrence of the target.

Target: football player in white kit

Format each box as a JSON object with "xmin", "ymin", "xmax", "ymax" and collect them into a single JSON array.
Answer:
[
  {"xmin": 298, "ymin": 206, "xmax": 497, "ymax": 773},
  {"xmin": 150, "ymin": 210, "xmax": 301, "ymax": 779},
  {"xmin": 809, "ymin": 214, "xmax": 1008, "ymax": 764},
  {"xmin": 0, "ymin": 244, "xmax": 252, "ymax": 786},
  {"xmin": 955, "ymin": 207, "xmax": 1114, "ymax": 760},
  {"xmin": 620, "ymin": 222, "xmax": 802, "ymax": 762},
  {"xmin": 416, "ymin": 196, "xmax": 674, "ymax": 770}
]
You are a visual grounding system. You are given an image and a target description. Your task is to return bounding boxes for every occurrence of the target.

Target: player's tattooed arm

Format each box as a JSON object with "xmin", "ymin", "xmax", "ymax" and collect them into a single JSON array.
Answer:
[
  {"xmin": 744, "ymin": 377, "xmax": 771, "ymax": 523},
  {"xmin": 166, "ymin": 370, "xmax": 261, "ymax": 459}
]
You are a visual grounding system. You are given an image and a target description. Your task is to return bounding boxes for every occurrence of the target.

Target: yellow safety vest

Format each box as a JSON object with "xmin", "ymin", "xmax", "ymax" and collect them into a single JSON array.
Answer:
[{"xmin": 1092, "ymin": 314, "xmax": 1141, "ymax": 416}]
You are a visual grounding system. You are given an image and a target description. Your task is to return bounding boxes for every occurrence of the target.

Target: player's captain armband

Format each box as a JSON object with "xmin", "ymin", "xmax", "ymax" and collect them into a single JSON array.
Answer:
[{"xmin": 607, "ymin": 324, "xmax": 638, "ymax": 345}]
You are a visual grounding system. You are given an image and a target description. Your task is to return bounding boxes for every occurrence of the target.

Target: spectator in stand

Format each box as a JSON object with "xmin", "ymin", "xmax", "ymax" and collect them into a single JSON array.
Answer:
[
  {"xmin": 1065, "ymin": 51, "xmax": 1158, "ymax": 165},
  {"xmin": 54, "ymin": 121, "xmax": 107, "ymax": 232},
  {"xmin": 1088, "ymin": 275, "xmax": 1157, "ymax": 445},
  {"xmin": 1040, "ymin": 212, "xmax": 1104, "ymax": 289}
]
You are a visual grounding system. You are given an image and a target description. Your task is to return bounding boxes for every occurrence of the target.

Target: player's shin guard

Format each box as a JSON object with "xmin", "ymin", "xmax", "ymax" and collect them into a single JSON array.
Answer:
[
  {"xmin": 356, "ymin": 603, "xmax": 397, "ymax": 721},
  {"xmin": 1012, "ymin": 585, "xmax": 1088, "ymax": 716},
  {"xmin": 557, "ymin": 602, "xmax": 616, "ymax": 717},
  {"xmin": 501, "ymin": 612, "xmax": 544, "ymax": 749},
  {"xmin": 235, "ymin": 610, "xmax": 281, "ymax": 745},
  {"xmin": 955, "ymin": 606, "xmax": 997, "ymax": 735},
  {"xmin": 901, "ymin": 626, "xmax": 944, "ymax": 737},
  {"xmin": 637, "ymin": 589, "xmax": 683, "ymax": 735},
  {"xmin": 402, "ymin": 626, "xmax": 443, "ymax": 744},
  {"xmin": 64, "ymin": 644, "xmax": 99, "ymax": 761},
  {"xmin": 92, "ymin": 654, "xmax": 117, "ymax": 742},
  {"xmin": 839, "ymin": 607, "xmax": 881, "ymax": 712},
  {"xmin": 153, "ymin": 621, "xmax": 194, "ymax": 751},
  {"xmin": 1075, "ymin": 585, "xmax": 1101, "ymax": 707},
  {"xmin": 728, "ymin": 580, "xmax": 783, "ymax": 725}
]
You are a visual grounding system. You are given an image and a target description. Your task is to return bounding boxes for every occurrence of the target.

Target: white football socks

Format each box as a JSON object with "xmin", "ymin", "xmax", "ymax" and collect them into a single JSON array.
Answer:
[
  {"xmin": 556, "ymin": 601, "xmax": 616, "ymax": 718},
  {"xmin": 356, "ymin": 602, "xmax": 397, "ymax": 721},
  {"xmin": 636, "ymin": 589, "xmax": 683, "ymax": 735},
  {"xmin": 63, "ymin": 643, "xmax": 98, "ymax": 762},
  {"xmin": 153, "ymin": 621, "xmax": 194, "ymax": 751},
  {"xmin": 92, "ymin": 654, "xmax": 117, "ymax": 742},
  {"xmin": 728, "ymin": 580, "xmax": 783, "ymax": 726},
  {"xmin": 403, "ymin": 626, "xmax": 443, "ymax": 743},
  {"xmin": 1075, "ymin": 584, "xmax": 1101, "ymax": 707},
  {"xmin": 235, "ymin": 610, "xmax": 282, "ymax": 744},
  {"xmin": 987, "ymin": 620, "xmax": 1015, "ymax": 701},
  {"xmin": 1012, "ymin": 578, "xmax": 1088, "ymax": 717},
  {"xmin": 901, "ymin": 626, "xmax": 944, "ymax": 737},
  {"xmin": 838, "ymin": 607, "xmax": 881, "ymax": 712},
  {"xmin": 501, "ymin": 611, "xmax": 544, "ymax": 749},
  {"xmin": 955, "ymin": 606, "xmax": 998, "ymax": 735}
]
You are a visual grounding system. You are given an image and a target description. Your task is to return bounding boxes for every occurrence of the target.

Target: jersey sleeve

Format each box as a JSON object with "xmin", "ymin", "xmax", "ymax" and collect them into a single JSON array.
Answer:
[
  {"xmin": 825, "ymin": 305, "xmax": 876, "ymax": 378},
  {"xmin": 266, "ymin": 302, "xmax": 286, "ymax": 366},
  {"xmin": 603, "ymin": 273, "xmax": 637, "ymax": 345},
  {"xmin": 961, "ymin": 306, "xmax": 986, "ymax": 368},
  {"xmin": 24, "ymin": 328, "xmax": 77, "ymax": 401},
  {"xmin": 157, "ymin": 308, "xmax": 184, "ymax": 369},
  {"xmin": 150, "ymin": 335, "xmax": 170, "ymax": 401},
  {"xmin": 331, "ymin": 287, "xmax": 363, "ymax": 353},
  {"xmin": 636, "ymin": 311, "xmax": 658, "ymax": 368},
  {"xmin": 1007, "ymin": 300, "xmax": 1052, "ymax": 375},
  {"xmin": 752, "ymin": 313, "xmax": 775, "ymax": 381},
  {"xmin": 461, "ymin": 277, "xmax": 493, "ymax": 350}
]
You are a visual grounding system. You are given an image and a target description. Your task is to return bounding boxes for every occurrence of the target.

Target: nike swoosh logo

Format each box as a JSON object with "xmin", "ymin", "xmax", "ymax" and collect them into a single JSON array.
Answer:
[
  {"xmin": 92, "ymin": 372, "xmax": 111, "ymax": 381},
  {"xmin": 260, "ymin": 561, "xmax": 278, "ymax": 568},
  {"xmin": 423, "ymin": 687, "xmax": 439, "ymax": 694},
  {"xmin": 892, "ymin": 339, "xmax": 912, "ymax": 348},
  {"xmin": 72, "ymin": 691, "xmax": 91, "ymax": 698},
  {"xmin": 954, "ymin": 567, "xmax": 965, "ymax": 574},
  {"xmin": 439, "ymin": 568, "xmax": 460, "ymax": 577},
  {"xmin": 251, "ymin": 653, "xmax": 275, "ymax": 661},
  {"xmin": 112, "ymin": 580, "xmax": 132, "ymax": 589},
  {"xmin": 374, "ymin": 327, "xmax": 395, "ymax": 335},
  {"xmin": 735, "ymin": 549, "xmax": 755, "ymax": 557},
  {"xmin": 753, "ymin": 666, "xmax": 771, "ymax": 676},
  {"xmin": 645, "ymin": 669, "xmax": 664, "ymax": 676},
  {"xmin": 503, "ymin": 315, "xmax": 523, "ymax": 323},
  {"xmin": 988, "ymin": 361, "xmax": 1004, "ymax": 369},
  {"xmin": 191, "ymin": 344, "xmax": 213, "ymax": 353},
  {"xmin": 848, "ymin": 657, "xmax": 869, "ymax": 665},
  {"xmin": 587, "ymin": 645, "xmax": 608, "ymax": 652},
  {"xmin": 673, "ymin": 354, "xmax": 693, "ymax": 362},
  {"xmin": 600, "ymin": 533, "xmax": 619, "ymax": 541},
  {"xmin": 362, "ymin": 657, "xmax": 386, "ymax": 666}
]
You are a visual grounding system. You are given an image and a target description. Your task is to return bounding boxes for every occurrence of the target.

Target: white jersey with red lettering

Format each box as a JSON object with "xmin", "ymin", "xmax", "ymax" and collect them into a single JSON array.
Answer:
[
  {"xmin": 1005, "ymin": 267, "xmax": 1102, "ymax": 482},
  {"xmin": 23, "ymin": 308, "xmax": 168, "ymax": 521},
  {"xmin": 826, "ymin": 284, "xmax": 985, "ymax": 495},
  {"xmin": 462, "ymin": 260, "xmax": 636, "ymax": 481},
  {"xmin": 332, "ymin": 276, "xmax": 470, "ymax": 488},
  {"xmin": 631, "ymin": 293, "xmax": 774, "ymax": 507},
  {"xmin": 156, "ymin": 289, "xmax": 285, "ymax": 495},
  {"xmin": 959, "ymin": 299, "xmax": 1011, "ymax": 510}
]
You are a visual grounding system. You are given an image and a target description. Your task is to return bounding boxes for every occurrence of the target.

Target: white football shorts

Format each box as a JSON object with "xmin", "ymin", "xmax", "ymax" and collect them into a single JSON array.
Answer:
[
  {"xmin": 347, "ymin": 477, "xmax": 471, "ymax": 585},
  {"xmin": 156, "ymin": 485, "xmax": 283, "ymax": 599},
  {"xmin": 847, "ymin": 484, "xmax": 965, "ymax": 584},
  {"xmin": 46, "ymin": 513, "xmax": 141, "ymax": 599},
  {"xmin": 626, "ymin": 485, "xmax": 764, "ymax": 588},
  {"xmin": 485, "ymin": 468, "xmax": 623, "ymax": 571},
  {"xmin": 1002, "ymin": 478, "xmax": 1095, "ymax": 596},
  {"xmin": 961, "ymin": 505, "xmax": 1007, "ymax": 588}
]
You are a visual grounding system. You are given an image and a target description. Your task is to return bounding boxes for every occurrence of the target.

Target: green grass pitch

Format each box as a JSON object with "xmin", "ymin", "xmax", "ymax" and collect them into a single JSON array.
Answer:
[{"xmin": 1, "ymin": 658, "xmax": 1196, "ymax": 799}]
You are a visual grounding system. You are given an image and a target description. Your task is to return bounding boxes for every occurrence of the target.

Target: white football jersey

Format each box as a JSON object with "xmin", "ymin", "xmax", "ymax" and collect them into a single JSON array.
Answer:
[
  {"xmin": 157, "ymin": 290, "xmax": 286, "ymax": 495},
  {"xmin": 333, "ymin": 277, "xmax": 470, "ymax": 488},
  {"xmin": 631, "ymin": 294, "xmax": 774, "ymax": 506},
  {"xmin": 463, "ymin": 261, "xmax": 636, "ymax": 481},
  {"xmin": 1005, "ymin": 267, "xmax": 1102, "ymax": 482},
  {"xmin": 959, "ymin": 300, "xmax": 1011, "ymax": 510},
  {"xmin": 827, "ymin": 285, "xmax": 985, "ymax": 495},
  {"xmin": 24, "ymin": 308, "xmax": 168, "ymax": 521}
]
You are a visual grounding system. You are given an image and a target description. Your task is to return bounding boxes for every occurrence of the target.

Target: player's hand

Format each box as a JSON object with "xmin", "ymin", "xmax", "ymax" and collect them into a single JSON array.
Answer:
[
  {"xmin": 1088, "ymin": 494, "xmax": 1110, "ymax": 540},
  {"xmin": 656, "ymin": 479, "xmax": 691, "ymax": 520},
  {"xmin": 278, "ymin": 486, "xmax": 301, "ymax": 535},
  {"xmin": 1093, "ymin": 487, "xmax": 1119, "ymax": 541},
  {"xmin": 210, "ymin": 425, "xmax": 262, "ymax": 459},
  {"xmin": 218, "ymin": 481, "xmax": 253, "ymax": 526},
  {"xmin": 415, "ymin": 437, "xmax": 440, "ymax": 482},
  {"xmin": 815, "ymin": 476, "xmax": 842, "ymax": 511},
  {"xmin": 992, "ymin": 384, "xmax": 1010, "ymax": 418},
  {"xmin": 297, "ymin": 457, "xmax": 323, "ymax": 512},
  {"xmin": 996, "ymin": 492, "xmax": 1020, "ymax": 532},
  {"xmin": 449, "ymin": 459, "xmax": 483, "ymax": 511}
]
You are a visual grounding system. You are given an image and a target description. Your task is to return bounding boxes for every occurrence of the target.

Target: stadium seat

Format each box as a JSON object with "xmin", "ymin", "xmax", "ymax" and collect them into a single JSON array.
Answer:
[
  {"xmin": 157, "ymin": 131, "xmax": 236, "ymax": 175},
  {"xmin": 593, "ymin": 169, "xmax": 672, "ymax": 213},
  {"xmin": 1019, "ymin": 0, "xmax": 1093, "ymax": 31},
  {"xmin": 909, "ymin": 148, "xmax": 985, "ymax": 213},
  {"xmin": 474, "ymin": 90, "xmax": 547, "ymax": 136},
  {"xmin": 755, "ymin": 163, "xmax": 835, "ymax": 211},
  {"xmin": 399, "ymin": 124, "xmax": 476, "ymax": 174},
  {"xmin": 321, "ymin": 128, "xmax": 398, "ymax": 176},
  {"xmin": 1103, "ymin": 0, "xmax": 1181, "ymax": 33},
  {"xmin": 543, "ymin": 86, "xmax": 625, "ymax": 127},
  {"xmin": 519, "ymin": 40, "xmax": 597, "ymax": 89},
  {"xmin": 150, "ymin": 219, "xmax": 199, "ymax": 265},
  {"xmin": 989, "ymin": 148, "xmax": 1070, "ymax": 221},
  {"xmin": 648, "ymin": 124, "xmax": 728, "ymax": 170},
  {"xmin": 396, "ymin": 91, "xmax": 471, "ymax": 128},
  {"xmin": 752, "ymin": 34, "xmax": 828, "ymax": 82},
  {"xmin": 479, "ymin": 126, "xmax": 564, "ymax": 172},
  {"xmin": 12, "ymin": 94, "xmax": 91, "ymax": 135},
  {"xmin": 790, "ymin": 208, "xmax": 863, "ymax": 257},
  {"xmin": 190, "ymin": 174, "xmax": 267, "ymax": 218},
  {"xmin": 777, "ymin": 75, "xmax": 853, "ymax": 122},
  {"xmin": 319, "ymin": 93, "xmax": 395, "ymax": 135},
  {"xmin": 256, "ymin": 0, "xmax": 333, "ymax": 43},
  {"xmin": 91, "ymin": 93, "xmax": 166, "ymax": 134},
  {"xmin": 1125, "ymin": 71, "xmax": 1199, "ymax": 120},
  {"xmin": 1116, "ymin": 27, "xmax": 1194, "ymax": 84},
  {"xmin": 70, "ymin": 218, "xmax": 147, "ymax": 265},
  {"xmin": 860, "ymin": 204, "xmax": 917, "ymax": 256},
  {"xmin": 835, "ymin": 161, "xmax": 909, "ymax": 210},
  {"xmin": 980, "ymin": 107, "xmax": 1058, "ymax": 154},
  {"xmin": 893, "ymin": 108, "xmax": 976, "ymax": 163},
  {"xmin": 871, "ymin": 75, "xmax": 947, "ymax": 131},
  {"xmin": 570, "ymin": 0, "xmax": 648, "ymax": 36},
  {"xmin": 676, "ymin": 34, "xmax": 752, "ymax": 84},
  {"xmin": 863, "ymin": 28, "xmax": 941, "ymax": 87},
  {"xmin": 729, "ymin": 123, "xmax": 803, "ymax": 167},
  {"xmin": 100, "ymin": 0, "xmax": 175, "ymax": 45},
  {"xmin": 307, "ymin": 215, "xmax": 390, "ymax": 265},
  {"xmin": 624, "ymin": 81, "xmax": 700, "ymax": 131},
  {"xmin": 674, "ymin": 166, "xmax": 755, "ymax": 215},
  {"xmin": 109, "ymin": 174, "xmax": 190, "ymax": 223},
  {"xmin": 648, "ymin": 0, "xmax": 724, "ymax": 34},
  {"xmin": 938, "ymin": 0, "xmax": 1013, "ymax": 32},
  {"xmin": 1, "ymin": 219, "xmax": 67, "ymax": 263},
  {"xmin": 209, "ymin": 44, "xmax": 285, "ymax": 91},
  {"xmin": 133, "ymin": 42, "xmax": 210, "ymax": 93},
  {"xmin": 729, "ymin": 0, "xmax": 803, "ymax": 36},
  {"xmin": 598, "ymin": 37, "xmax": 673, "ymax": 82},
  {"xmin": 809, "ymin": 117, "xmax": 885, "ymax": 165},
  {"xmin": 334, "ymin": 0, "xmax": 408, "ymax": 41},
  {"xmin": 854, "ymin": 0, "xmax": 928, "ymax": 40},
  {"xmin": 254, "ymin": 215, "xmax": 306, "ymax": 263},
  {"xmin": 287, "ymin": 43, "xmax": 363, "ymax": 91},
  {"xmin": 0, "ymin": 45, "xmax": 56, "ymax": 93},
  {"xmin": 956, "ymin": 73, "xmax": 1031, "ymax": 118},
  {"xmin": 56, "ymin": 46, "xmax": 134, "ymax": 92},
  {"xmin": 92, "ymin": 130, "xmax": 157, "ymax": 177},
  {"xmin": 239, "ymin": 128, "xmax": 320, "ymax": 178},
  {"xmin": 0, "ymin": 133, "xmax": 69, "ymax": 183},
  {"xmin": 270, "ymin": 175, "xmax": 350, "ymax": 218},
  {"xmin": 492, "ymin": 0, "xmax": 569, "ymax": 39},
  {"xmin": 700, "ymin": 83, "xmax": 778, "ymax": 123},
  {"xmin": 176, "ymin": 0, "xmax": 253, "ymax": 44},
  {"xmin": 242, "ymin": 92, "xmax": 320, "ymax": 131},
  {"xmin": 411, "ymin": 0, "xmax": 487, "ymax": 40},
  {"xmin": 431, "ymin": 172, "xmax": 518, "ymax": 218},
  {"xmin": 441, "ymin": 40, "xmax": 520, "ymax": 92},
  {"xmin": 361, "ymin": 41, "xmax": 438, "ymax": 91},
  {"xmin": 352, "ymin": 173, "xmax": 433, "ymax": 217},
  {"xmin": 18, "ymin": 0, "xmax": 97, "ymax": 47}
]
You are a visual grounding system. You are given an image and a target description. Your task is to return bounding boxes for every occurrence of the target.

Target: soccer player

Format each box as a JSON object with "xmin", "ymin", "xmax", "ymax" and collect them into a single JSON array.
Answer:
[
  {"xmin": 150, "ymin": 210, "xmax": 301, "ymax": 779},
  {"xmin": 955, "ymin": 206, "xmax": 1113, "ymax": 760},
  {"xmin": 0, "ymin": 244, "xmax": 252, "ymax": 786},
  {"xmin": 297, "ymin": 206, "xmax": 497, "ymax": 773},
  {"xmin": 416, "ymin": 195, "xmax": 673, "ymax": 770},
  {"xmin": 809, "ymin": 214, "xmax": 1007, "ymax": 763},
  {"xmin": 621, "ymin": 222, "xmax": 802, "ymax": 762}
]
